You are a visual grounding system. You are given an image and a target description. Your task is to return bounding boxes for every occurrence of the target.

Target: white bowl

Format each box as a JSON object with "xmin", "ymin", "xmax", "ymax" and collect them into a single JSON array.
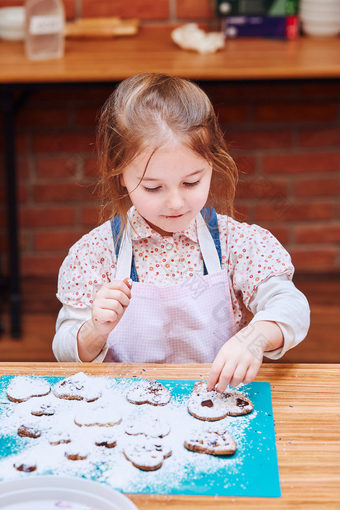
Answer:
[
  {"xmin": 301, "ymin": 0, "xmax": 340, "ymax": 5},
  {"xmin": 0, "ymin": 7, "xmax": 25, "ymax": 40},
  {"xmin": 0, "ymin": 476, "xmax": 138, "ymax": 510},
  {"xmin": 302, "ymin": 20, "xmax": 340, "ymax": 36},
  {"xmin": 300, "ymin": 7, "xmax": 340, "ymax": 17}
]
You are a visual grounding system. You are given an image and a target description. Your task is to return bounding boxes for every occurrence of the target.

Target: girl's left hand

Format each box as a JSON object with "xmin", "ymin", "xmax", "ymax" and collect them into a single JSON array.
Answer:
[{"xmin": 207, "ymin": 321, "xmax": 283, "ymax": 393}]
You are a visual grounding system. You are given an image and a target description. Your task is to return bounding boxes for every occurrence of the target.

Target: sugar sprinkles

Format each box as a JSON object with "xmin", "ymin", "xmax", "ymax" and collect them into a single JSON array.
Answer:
[{"xmin": 0, "ymin": 373, "xmax": 258, "ymax": 494}]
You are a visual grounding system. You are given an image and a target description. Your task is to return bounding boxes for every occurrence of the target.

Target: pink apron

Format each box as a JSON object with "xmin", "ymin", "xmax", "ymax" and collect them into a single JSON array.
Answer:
[{"xmin": 104, "ymin": 211, "xmax": 236, "ymax": 363}]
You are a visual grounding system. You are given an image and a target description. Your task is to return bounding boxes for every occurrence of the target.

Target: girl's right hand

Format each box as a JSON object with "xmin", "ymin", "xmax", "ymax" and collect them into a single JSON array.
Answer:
[{"xmin": 91, "ymin": 277, "xmax": 132, "ymax": 337}]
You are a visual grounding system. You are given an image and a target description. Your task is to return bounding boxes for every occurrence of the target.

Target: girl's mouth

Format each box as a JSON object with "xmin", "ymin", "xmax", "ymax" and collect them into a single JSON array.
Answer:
[{"xmin": 165, "ymin": 214, "xmax": 184, "ymax": 219}]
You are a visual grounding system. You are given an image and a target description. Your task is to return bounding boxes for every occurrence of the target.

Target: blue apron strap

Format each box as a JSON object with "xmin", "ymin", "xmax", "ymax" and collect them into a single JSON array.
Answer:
[
  {"xmin": 200, "ymin": 207, "xmax": 222, "ymax": 275},
  {"xmin": 110, "ymin": 217, "xmax": 139, "ymax": 282}
]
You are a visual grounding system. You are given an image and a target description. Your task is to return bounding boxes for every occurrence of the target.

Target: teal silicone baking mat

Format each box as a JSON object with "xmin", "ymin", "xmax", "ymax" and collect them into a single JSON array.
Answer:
[{"xmin": 0, "ymin": 375, "xmax": 281, "ymax": 497}]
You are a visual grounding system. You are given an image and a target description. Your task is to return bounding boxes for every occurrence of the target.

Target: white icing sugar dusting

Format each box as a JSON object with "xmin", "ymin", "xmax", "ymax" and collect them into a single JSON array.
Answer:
[
  {"xmin": 0, "ymin": 374, "xmax": 259, "ymax": 495},
  {"xmin": 7, "ymin": 377, "xmax": 51, "ymax": 402}
]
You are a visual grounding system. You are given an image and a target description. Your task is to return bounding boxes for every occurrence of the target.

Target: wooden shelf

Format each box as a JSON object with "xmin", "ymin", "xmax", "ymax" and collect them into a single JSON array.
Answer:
[{"xmin": 1, "ymin": 26, "xmax": 340, "ymax": 83}]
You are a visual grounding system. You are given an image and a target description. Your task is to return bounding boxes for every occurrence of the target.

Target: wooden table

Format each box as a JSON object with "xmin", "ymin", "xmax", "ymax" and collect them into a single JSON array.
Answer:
[
  {"xmin": 0, "ymin": 362, "xmax": 339, "ymax": 508},
  {"xmin": 1, "ymin": 27, "xmax": 340, "ymax": 82}
]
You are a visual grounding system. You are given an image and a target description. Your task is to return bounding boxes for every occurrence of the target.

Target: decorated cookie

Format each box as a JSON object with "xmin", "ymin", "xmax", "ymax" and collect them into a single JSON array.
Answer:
[
  {"xmin": 74, "ymin": 406, "xmax": 122, "ymax": 427},
  {"xmin": 64, "ymin": 442, "xmax": 89, "ymax": 461},
  {"xmin": 49, "ymin": 431, "xmax": 72, "ymax": 445},
  {"xmin": 17, "ymin": 424, "xmax": 41, "ymax": 439},
  {"xmin": 125, "ymin": 417, "xmax": 170, "ymax": 438},
  {"xmin": 13, "ymin": 458, "xmax": 37, "ymax": 473},
  {"xmin": 187, "ymin": 382, "xmax": 253, "ymax": 421},
  {"xmin": 53, "ymin": 372, "xmax": 101, "ymax": 402},
  {"xmin": 123, "ymin": 437, "xmax": 172, "ymax": 471},
  {"xmin": 30, "ymin": 401, "xmax": 56, "ymax": 417},
  {"xmin": 184, "ymin": 429, "xmax": 237, "ymax": 456},
  {"xmin": 126, "ymin": 379, "xmax": 171, "ymax": 406},
  {"xmin": 7, "ymin": 376, "xmax": 50, "ymax": 403},
  {"xmin": 95, "ymin": 429, "xmax": 119, "ymax": 448}
]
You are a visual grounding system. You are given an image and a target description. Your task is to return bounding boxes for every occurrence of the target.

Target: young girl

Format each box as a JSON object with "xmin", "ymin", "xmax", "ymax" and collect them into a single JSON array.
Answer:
[{"xmin": 53, "ymin": 73, "xmax": 310, "ymax": 393}]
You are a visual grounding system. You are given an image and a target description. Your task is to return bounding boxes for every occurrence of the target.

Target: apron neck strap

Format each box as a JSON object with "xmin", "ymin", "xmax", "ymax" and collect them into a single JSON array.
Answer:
[{"xmin": 111, "ymin": 207, "xmax": 222, "ymax": 280}]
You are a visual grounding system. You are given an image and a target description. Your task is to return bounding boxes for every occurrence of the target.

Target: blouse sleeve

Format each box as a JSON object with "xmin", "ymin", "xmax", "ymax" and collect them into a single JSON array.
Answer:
[
  {"xmin": 56, "ymin": 221, "xmax": 116, "ymax": 309},
  {"xmin": 226, "ymin": 218, "xmax": 294, "ymax": 309}
]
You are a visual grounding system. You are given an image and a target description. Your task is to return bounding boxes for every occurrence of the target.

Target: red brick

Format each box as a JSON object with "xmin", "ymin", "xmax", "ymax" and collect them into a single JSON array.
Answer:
[
  {"xmin": 255, "ymin": 103, "xmax": 337, "ymax": 123},
  {"xmin": 34, "ymin": 182, "xmax": 95, "ymax": 203},
  {"xmin": 295, "ymin": 224, "xmax": 340, "ymax": 244},
  {"xmin": 34, "ymin": 230, "xmax": 85, "ymax": 251},
  {"xmin": 295, "ymin": 178, "xmax": 340, "ymax": 198},
  {"xmin": 19, "ymin": 207, "xmax": 76, "ymax": 228},
  {"xmin": 22, "ymin": 255, "xmax": 64, "ymax": 276},
  {"xmin": 32, "ymin": 133, "xmax": 95, "ymax": 153},
  {"xmin": 36, "ymin": 157, "xmax": 78, "ymax": 179},
  {"xmin": 234, "ymin": 155, "xmax": 257, "ymax": 175},
  {"xmin": 233, "ymin": 204, "xmax": 250, "ymax": 222},
  {"xmin": 83, "ymin": 158, "xmax": 99, "ymax": 178},
  {"xmin": 236, "ymin": 178, "xmax": 288, "ymax": 200},
  {"xmin": 81, "ymin": 206, "xmax": 101, "ymax": 227},
  {"xmin": 29, "ymin": 87, "xmax": 112, "ymax": 105},
  {"xmin": 298, "ymin": 129, "xmax": 340, "ymax": 148},
  {"xmin": 263, "ymin": 152, "xmax": 340, "ymax": 174},
  {"xmin": 75, "ymin": 108, "xmax": 100, "ymax": 127},
  {"xmin": 177, "ymin": 0, "xmax": 215, "ymax": 18},
  {"xmin": 82, "ymin": 0, "xmax": 169, "ymax": 19},
  {"xmin": 18, "ymin": 108, "xmax": 69, "ymax": 129},
  {"xmin": 255, "ymin": 202, "xmax": 333, "ymax": 222},
  {"xmin": 299, "ymin": 82, "xmax": 340, "ymax": 98},
  {"xmin": 215, "ymin": 104, "xmax": 249, "ymax": 124},
  {"xmin": 206, "ymin": 83, "xmax": 297, "ymax": 102},
  {"xmin": 229, "ymin": 130, "xmax": 292, "ymax": 150},
  {"xmin": 18, "ymin": 158, "xmax": 30, "ymax": 180},
  {"xmin": 290, "ymin": 248, "xmax": 336, "ymax": 271}
]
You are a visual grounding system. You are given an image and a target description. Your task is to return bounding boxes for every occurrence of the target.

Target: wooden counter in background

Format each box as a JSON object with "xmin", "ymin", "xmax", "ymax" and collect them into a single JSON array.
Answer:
[
  {"xmin": 0, "ymin": 362, "xmax": 339, "ymax": 509},
  {"xmin": 0, "ymin": 26, "xmax": 340, "ymax": 83}
]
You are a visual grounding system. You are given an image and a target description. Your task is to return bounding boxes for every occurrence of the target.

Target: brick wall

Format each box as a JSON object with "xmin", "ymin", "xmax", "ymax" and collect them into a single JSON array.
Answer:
[
  {"xmin": 0, "ymin": 1, "xmax": 339, "ymax": 276},
  {"xmin": 0, "ymin": 0, "xmax": 217, "ymax": 22},
  {"xmin": 1, "ymin": 80, "xmax": 339, "ymax": 277}
]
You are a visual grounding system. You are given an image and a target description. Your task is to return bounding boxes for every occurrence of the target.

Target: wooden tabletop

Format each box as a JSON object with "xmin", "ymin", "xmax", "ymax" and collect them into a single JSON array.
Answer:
[
  {"xmin": 0, "ymin": 362, "xmax": 339, "ymax": 508},
  {"xmin": 1, "ymin": 27, "xmax": 340, "ymax": 83}
]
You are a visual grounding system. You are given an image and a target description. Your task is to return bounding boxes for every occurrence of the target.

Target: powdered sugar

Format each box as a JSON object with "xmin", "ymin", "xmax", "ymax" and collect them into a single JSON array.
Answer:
[{"xmin": 0, "ymin": 373, "xmax": 269, "ymax": 496}]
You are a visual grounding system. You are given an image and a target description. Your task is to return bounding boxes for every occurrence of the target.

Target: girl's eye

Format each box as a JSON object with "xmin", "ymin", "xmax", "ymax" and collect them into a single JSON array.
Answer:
[
  {"xmin": 143, "ymin": 186, "xmax": 161, "ymax": 192},
  {"xmin": 184, "ymin": 180, "xmax": 200, "ymax": 187}
]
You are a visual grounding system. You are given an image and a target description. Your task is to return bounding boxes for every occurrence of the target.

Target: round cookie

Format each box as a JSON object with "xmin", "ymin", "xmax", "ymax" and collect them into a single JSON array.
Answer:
[
  {"xmin": 126, "ymin": 379, "xmax": 171, "ymax": 406},
  {"xmin": 53, "ymin": 372, "xmax": 101, "ymax": 402},
  {"xmin": 95, "ymin": 429, "xmax": 119, "ymax": 449},
  {"xmin": 7, "ymin": 376, "xmax": 50, "ymax": 403},
  {"xmin": 125, "ymin": 417, "xmax": 170, "ymax": 438},
  {"xmin": 30, "ymin": 401, "xmax": 56, "ymax": 417},
  {"xmin": 64, "ymin": 442, "xmax": 89, "ymax": 461},
  {"xmin": 187, "ymin": 381, "xmax": 253, "ymax": 421},
  {"xmin": 13, "ymin": 455, "xmax": 37, "ymax": 473},
  {"xmin": 49, "ymin": 431, "xmax": 72, "ymax": 445},
  {"xmin": 123, "ymin": 437, "xmax": 172, "ymax": 471},
  {"xmin": 74, "ymin": 406, "xmax": 122, "ymax": 427},
  {"xmin": 184, "ymin": 429, "xmax": 237, "ymax": 456},
  {"xmin": 17, "ymin": 424, "xmax": 41, "ymax": 439}
]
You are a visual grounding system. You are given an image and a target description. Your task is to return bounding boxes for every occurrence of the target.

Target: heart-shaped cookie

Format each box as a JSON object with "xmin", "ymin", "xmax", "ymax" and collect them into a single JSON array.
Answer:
[
  {"xmin": 188, "ymin": 381, "xmax": 253, "ymax": 421},
  {"xmin": 126, "ymin": 379, "xmax": 171, "ymax": 406},
  {"xmin": 184, "ymin": 428, "xmax": 237, "ymax": 456},
  {"xmin": 7, "ymin": 376, "xmax": 50, "ymax": 403},
  {"xmin": 123, "ymin": 437, "xmax": 172, "ymax": 471}
]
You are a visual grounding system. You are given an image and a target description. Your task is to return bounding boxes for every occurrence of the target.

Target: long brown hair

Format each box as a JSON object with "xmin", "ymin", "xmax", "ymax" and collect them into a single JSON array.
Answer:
[{"xmin": 97, "ymin": 73, "xmax": 238, "ymax": 232}]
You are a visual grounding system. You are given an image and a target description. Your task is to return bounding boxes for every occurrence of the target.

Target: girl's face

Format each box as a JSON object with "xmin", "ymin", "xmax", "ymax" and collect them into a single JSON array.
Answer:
[{"xmin": 121, "ymin": 142, "xmax": 212, "ymax": 236}]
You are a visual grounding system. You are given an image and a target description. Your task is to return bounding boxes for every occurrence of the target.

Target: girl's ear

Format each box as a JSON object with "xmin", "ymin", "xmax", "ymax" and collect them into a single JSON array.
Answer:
[{"xmin": 120, "ymin": 174, "xmax": 125, "ymax": 187}]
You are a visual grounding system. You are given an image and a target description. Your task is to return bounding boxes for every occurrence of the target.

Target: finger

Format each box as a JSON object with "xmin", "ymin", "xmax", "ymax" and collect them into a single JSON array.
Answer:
[
  {"xmin": 106, "ymin": 279, "xmax": 132, "ymax": 297},
  {"xmin": 215, "ymin": 359, "xmax": 238, "ymax": 393},
  {"xmin": 97, "ymin": 289, "xmax": 130, "ymax": 307},
  {"xmin": 93, "ymin": 308, "xmax": 118, "ymax": 324},
  {"xmin": 243, "ymin": 362, "xmax": 261, "ymax": 385},
  {"xmin": 207, "ymin": 353, "xmax": 226, "ymax": 391},
  {"xmin": 230, "ymin": 363, "xmax": 249, "ymax": 387}
]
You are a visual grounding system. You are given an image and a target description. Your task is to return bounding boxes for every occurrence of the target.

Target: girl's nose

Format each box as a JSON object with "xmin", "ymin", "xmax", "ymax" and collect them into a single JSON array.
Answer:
[{"xmin": 166, "ymin": 190, "xmax": 184, "ymax": 211}]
